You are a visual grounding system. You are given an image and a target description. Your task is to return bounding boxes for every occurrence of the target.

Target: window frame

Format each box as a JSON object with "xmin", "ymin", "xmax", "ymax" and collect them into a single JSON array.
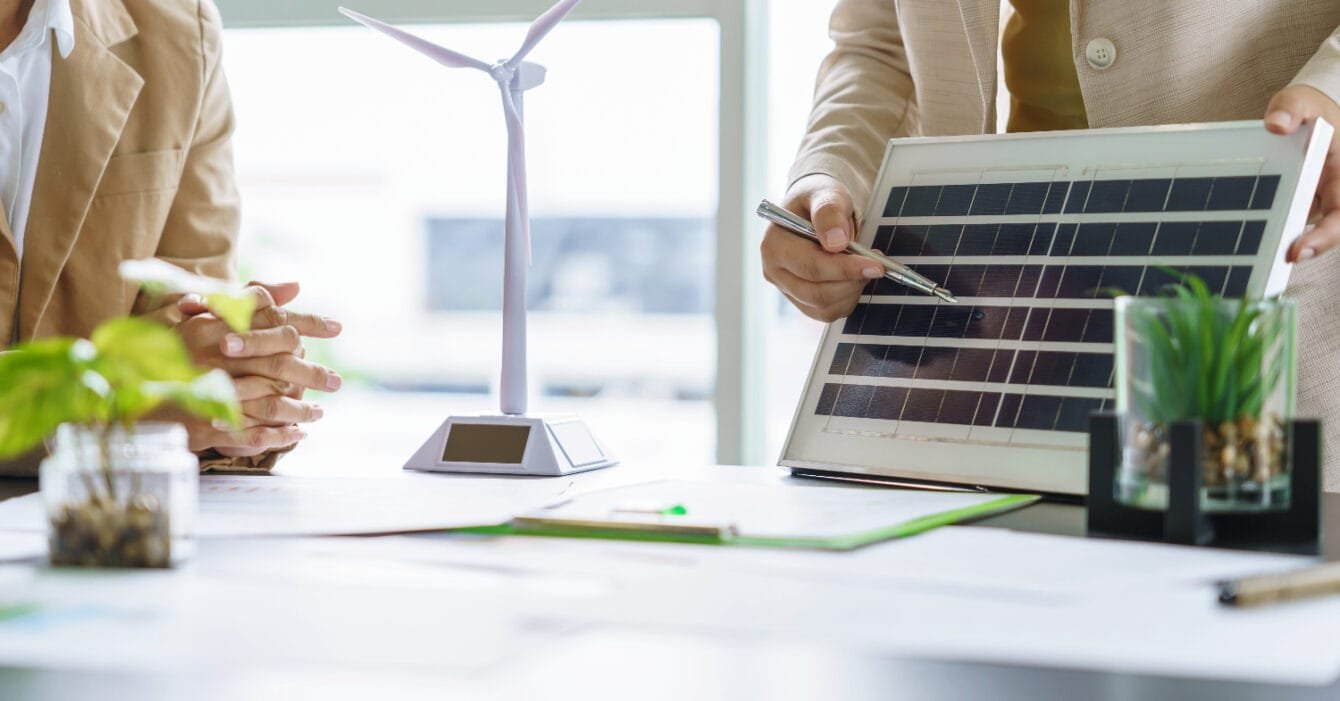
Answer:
[{"xmin": 217, "ymin": 0, "xmax": 772, "ymax": 466}]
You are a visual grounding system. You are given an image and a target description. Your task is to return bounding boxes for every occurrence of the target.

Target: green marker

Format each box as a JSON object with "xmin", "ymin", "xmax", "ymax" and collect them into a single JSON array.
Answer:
[{"xmin": 611, "ymin": 503, "xmax": 689, "ymax": 516}]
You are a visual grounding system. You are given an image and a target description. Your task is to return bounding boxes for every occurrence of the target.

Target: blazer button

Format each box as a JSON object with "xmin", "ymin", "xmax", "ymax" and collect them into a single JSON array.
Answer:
[{"xmin": 1085, "ymin": 38, "xmax": 1117, "ymax": 70}]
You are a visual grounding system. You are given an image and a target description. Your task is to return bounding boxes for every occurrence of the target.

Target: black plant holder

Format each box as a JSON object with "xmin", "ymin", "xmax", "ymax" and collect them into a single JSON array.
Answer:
[{"xmin": 1087, "ymin": 412, "xmax": 1321, "ymax": 554}]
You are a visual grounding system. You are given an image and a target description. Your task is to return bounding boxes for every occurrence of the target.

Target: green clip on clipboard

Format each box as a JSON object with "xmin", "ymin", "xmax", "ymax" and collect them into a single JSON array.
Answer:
[{"xmin": 465, "ymin": 480, "xmax": 1039, "ymax": 551}]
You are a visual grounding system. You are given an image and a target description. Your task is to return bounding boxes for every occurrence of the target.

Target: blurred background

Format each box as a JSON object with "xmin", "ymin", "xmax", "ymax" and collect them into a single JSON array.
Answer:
[{"xmin": 215, "ymin": 1, "xmax": 835, "ymax": 473}]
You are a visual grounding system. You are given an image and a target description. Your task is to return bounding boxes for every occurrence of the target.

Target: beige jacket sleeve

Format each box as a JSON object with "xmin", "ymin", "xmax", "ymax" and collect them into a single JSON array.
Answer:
[
  {"xmin": 788, "ymin": 0, "xmax": 918, "ymax": 216},
  {"xmin": 1292, "ymin": 24, "xmax": 1340, "ymax": 104},
  {"xmin": 133, "ymin": 2, "xmax": 285, "ymax": 475},
  {"xmin": 132, "ymin": 1, "xmax": 238, "ymax": 323}
]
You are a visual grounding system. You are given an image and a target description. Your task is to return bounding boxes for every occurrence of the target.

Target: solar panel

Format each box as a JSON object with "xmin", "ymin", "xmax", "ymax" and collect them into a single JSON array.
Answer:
[{"xmin": 781, "ymin": 120, "xmax": 1333, "ymax": 496}]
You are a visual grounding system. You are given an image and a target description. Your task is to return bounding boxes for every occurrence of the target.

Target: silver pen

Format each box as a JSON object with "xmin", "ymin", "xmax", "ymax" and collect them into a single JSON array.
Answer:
[{"xmin": 756, "ymin": 199, "xmax": 958, "ymax": 304}]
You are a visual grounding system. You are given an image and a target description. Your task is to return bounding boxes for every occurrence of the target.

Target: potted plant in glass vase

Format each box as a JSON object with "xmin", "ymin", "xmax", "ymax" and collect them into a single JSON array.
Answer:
[
  {"xmin": 1114, "ymin": 272, "xmax": 1296, "ymax": 513},
  {"xmin": 0, "ymin": 260, "xmax": 255, "ymax": 567}
]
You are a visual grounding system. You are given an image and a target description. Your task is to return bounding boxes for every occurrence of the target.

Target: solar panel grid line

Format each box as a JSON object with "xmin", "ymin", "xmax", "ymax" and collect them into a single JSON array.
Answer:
[
  {"xmin": 874, "ymin": 223, "xmax": 1266, "ymax": 262},
  {"xmin": 871, "ymin": 263, "xmax": 1253, "ymax": 299},
  {"xmin": 836, "ymin": 336, "xmax": 1114, "ymax": 353},
  {"xmin": 878, "ymin": 212, "xmax": 1282, "ymax": 226},
  {"xmin": 883, "ymin": 174, "xmax": 1281, "ymax": 219},
  {"xmin": 857, "ymin": 295, "xmax": 1116, "ymax": 309},
  {"xmin": 825, "ymin": 344, "xmax": 1117, "ymax": 387},
  {"xmin": 812, "ymin": 382, "xmax": 1114, "ymax": 429},
  {"xmin": 840, "ymin": 303, "xmax": 1122, "ymax": 344}
]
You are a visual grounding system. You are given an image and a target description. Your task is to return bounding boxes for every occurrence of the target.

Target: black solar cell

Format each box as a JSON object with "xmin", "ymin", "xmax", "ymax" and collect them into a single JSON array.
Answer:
[
  {"xmin": 1028, "ymin": 224, "xmax": 1057, "ymax": 256},
  {"xmin": 1016, "ymin": 394, "xmax": 1063, "ymax": 430},
  {"xmin": 902, "ymin": 388, "xmax": 947, "ymax": 423},
  {"xmin": 956, "ymin": 224, "xmax": 998, "ymax": 255},
  {"xmin": 1250, "ymin": 175, "xmax": 1280, "ymax": 210},
  {"xmin": 1191, "ymin": 221, "xmax": 1242, "ymax": 255},
  {"xmin": 867, "ymin": 386, "xmax": 909, "ymax": 420},
  {"xmin": 1151, "ymin": 222, "xmax": 1197, "ymax": 255},
  {"xmin": 1206, "ymin": 176, "xmax": 1256, "ymax": 211},
  {"xmin": 1236, "ymin": 221, "xmax": 1266, "ymax": 255},
  {"xmin": 1109, "ymin": 222, "xmax": 1156, "ymax": 256},
  {"xmin": 935, "ymin": 185, "xmax": 976, "ymax": 216},
  {"xmin": 884, "ymin": 186, "xmax": 909, "ymax": 218},
  {"xmin": 968, "ymin": 183, "xmax": 1012, "ymax": 216},
  {"xmin": 1084, "ymin": 180, "xmax": 1130, "ymax": 213},
  {"xmin": 993, "ymin": 223, "xmax": 1036, "ymax": 255},
  {"xmin": 1064, "ymin": 181, "xmax": 1092, "ymax": 213},
  {"xmin": 1165, "ymin": 177, "xmax": 1214, "ymax": 211},
  {"xmin": 939, "ymin": 389, "xmax": 986, "ymax": 425},
  {"xmin": 1071, "ymin": 222, "xmax": 1116, "ymax": 256},
  {"xmin": 1124, "ymin": 179, "xmax": 1170, "ymax": 212},
  {"xmin": 1042, "ymin": 181, "xmax": 1069, "ymax": 214},
  {"xmin": 1005, "ymin": 182, "xmax": 1048, "ymax": 215},
  {"xmin": 922, "ymin": 225, "xmax": 962, "ymax": 256},
  {"xmin": 880, "ymin": 175, "xmax": 1280, "ymax": 220}
]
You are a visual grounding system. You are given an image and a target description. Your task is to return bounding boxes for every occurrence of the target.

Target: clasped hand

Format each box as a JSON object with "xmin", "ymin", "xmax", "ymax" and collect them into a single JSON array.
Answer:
[{"xmin": 174, "ymin": 281, "xmax": 343, "ymax": 457}]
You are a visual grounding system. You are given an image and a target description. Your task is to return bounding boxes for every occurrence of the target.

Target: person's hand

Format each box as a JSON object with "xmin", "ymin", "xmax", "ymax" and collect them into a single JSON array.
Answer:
[
  {"xmin": 760, "ymin": 174, "xmax": 882, "ymax": 322},
  {"xmin": 175, "ymin": 282, "xmax": 343, "ymax": 457},
  {"xmin": 1264, "ymin": 85, "xmax": 1340, "ymax": 263}
]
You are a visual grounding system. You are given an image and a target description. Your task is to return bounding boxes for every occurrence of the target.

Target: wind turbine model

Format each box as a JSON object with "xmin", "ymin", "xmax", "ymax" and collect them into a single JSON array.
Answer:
[{"xmin": 340, "ymin": 1, "xmax": 617, "ymax": 476}]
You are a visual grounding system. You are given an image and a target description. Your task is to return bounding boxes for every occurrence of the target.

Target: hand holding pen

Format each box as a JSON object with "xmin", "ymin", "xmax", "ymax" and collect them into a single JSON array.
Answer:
[{"xmin": 757, "ymin": 175, "xmax": 956, "ymax": 323}]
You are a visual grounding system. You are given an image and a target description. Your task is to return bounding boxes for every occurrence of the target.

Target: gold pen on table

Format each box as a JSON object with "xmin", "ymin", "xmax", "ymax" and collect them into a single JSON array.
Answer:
[
  {"xmin": 756, "ymin": 198, "xmax": 958, "ymax": 304},
  {"xmin": 1218, "ymin": 561, "xmax": 1340, "ymax": 608}
]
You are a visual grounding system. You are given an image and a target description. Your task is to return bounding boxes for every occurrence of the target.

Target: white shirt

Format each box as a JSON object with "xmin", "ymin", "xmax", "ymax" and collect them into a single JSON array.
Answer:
[{"xmin": 0, "ymin": 0, "xmax": 74, "ymax": 259}]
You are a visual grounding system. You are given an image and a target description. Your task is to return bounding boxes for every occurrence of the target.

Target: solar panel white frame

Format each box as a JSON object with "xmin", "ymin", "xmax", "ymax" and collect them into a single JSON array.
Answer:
[{"xmin": 781, "ymin": 120, "xmax": 1333, "ymax": 496}]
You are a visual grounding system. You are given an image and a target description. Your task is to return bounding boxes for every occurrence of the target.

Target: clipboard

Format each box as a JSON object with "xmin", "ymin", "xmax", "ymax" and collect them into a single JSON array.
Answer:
[{"xmin": 462, "ymin": 480, "xmax": 1039, "ymax": 551}]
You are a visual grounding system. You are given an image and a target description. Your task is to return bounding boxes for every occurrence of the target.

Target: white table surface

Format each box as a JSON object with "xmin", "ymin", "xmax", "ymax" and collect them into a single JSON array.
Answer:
[{"xmin": 0, "ymin": 462, "xmax": 1337, "ymax": 700}]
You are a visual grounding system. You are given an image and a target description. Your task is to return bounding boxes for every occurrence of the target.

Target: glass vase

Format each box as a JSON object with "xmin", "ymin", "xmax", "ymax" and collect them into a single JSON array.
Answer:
[
  {"xmin": 1114, "ymin": 297, "xmax": 1296, "ymax": 512},
  {"xmin": 40, "ymin": 423, "xmax": 198, "ymax": 568}
]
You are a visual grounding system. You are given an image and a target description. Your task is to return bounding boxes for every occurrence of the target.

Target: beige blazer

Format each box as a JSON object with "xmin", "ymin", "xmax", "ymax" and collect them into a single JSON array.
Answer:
[
  {"xmin": 789, "ymin": 0, "xmax": 1340, "ymax": 488},
  {"xmin": 0, "ymin": 0, "xmax": 277, "ymax": 475}
]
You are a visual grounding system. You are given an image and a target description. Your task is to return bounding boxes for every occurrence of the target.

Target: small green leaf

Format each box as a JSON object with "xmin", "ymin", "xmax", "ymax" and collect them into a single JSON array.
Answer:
[
  {"xmin": 206, "ymin": 292, "xmax": 256, "ymax": 334},
  {"xmin": 118, "ymin": 258, "xmax": 255, "ymax": 332},
  {"xmin": 92, "ymin": 317, "xmax": 198, "ymax": 387},
  {"xmin": 0, "ymin": 339, "xmax": 106, "ymax": 458}
]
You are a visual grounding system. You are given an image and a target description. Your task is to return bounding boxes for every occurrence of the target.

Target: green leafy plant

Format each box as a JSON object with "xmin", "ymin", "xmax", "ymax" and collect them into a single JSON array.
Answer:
[
  {"xmin": 1123, "ymin": 270, "xmax": 1289, "ymax": 425},
  {"xmin": 0, "ymin": 260, "xmax": 254, "ymax": 487}
]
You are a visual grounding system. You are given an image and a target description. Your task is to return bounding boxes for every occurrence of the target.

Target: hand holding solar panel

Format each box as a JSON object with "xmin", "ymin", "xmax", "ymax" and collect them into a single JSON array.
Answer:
[
  {"xmin": 1262, "ymin": 85, "xmax": 1340, "ymax": 263},
  {"xmin": 782, "ymin": 120, "xmax": 1334, "ymax": 496}
]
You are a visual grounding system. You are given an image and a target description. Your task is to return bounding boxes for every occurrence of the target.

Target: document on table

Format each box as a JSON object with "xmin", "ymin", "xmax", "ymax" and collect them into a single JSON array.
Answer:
[
  {"xmin": 0, "ymin": 474, "xmax": 572, "ymax": 537},
  {"xmin": 501, "ymin": 480, "xmax": 1037, "ymax": 549}
]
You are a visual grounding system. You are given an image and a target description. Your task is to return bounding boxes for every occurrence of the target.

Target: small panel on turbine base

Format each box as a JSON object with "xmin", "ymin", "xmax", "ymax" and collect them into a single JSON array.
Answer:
[
  {"xmin": 441, "ymin": 424, "xmax": 531, "ymax": 464},
  {"xmin": 405, "ymin": 415, "xmax": 618, "ymax": 476}
]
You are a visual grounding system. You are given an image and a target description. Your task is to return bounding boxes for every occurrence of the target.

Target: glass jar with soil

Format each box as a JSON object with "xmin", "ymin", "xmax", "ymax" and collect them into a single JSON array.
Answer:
[
  {"xmin": 1114, "ymin": 295, "xmax": 1296, "ymax": 513},
  {"xmin": 40, "ymin": 423, "xmax": 198, "ymax": 568}
]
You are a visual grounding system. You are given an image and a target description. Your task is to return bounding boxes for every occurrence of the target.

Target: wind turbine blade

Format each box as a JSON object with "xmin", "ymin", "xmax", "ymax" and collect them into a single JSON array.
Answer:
[
  {"xmin": 339, "ymin": 7, "xmax": 491, "ymax": 71},
  {"xmin": 508, "ymin": 0, "xmax": 580, "ymax": 66},
  {"xmin": 499, "ymin": 86, "xmax": 531, "ymax": 260}
]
